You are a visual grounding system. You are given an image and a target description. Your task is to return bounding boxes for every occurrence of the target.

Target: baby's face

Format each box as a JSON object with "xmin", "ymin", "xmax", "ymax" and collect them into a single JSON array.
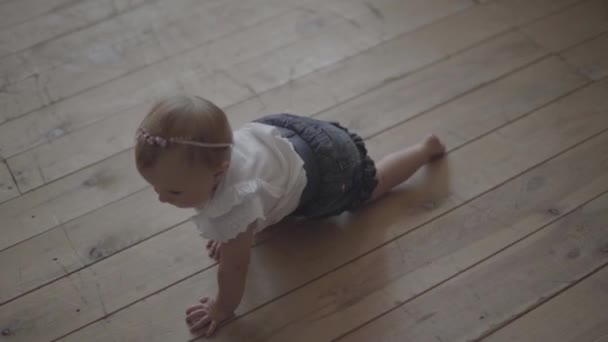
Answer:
[{"xmin": 138, "ymin": 150, "xmax": 221, "ymax": 209}]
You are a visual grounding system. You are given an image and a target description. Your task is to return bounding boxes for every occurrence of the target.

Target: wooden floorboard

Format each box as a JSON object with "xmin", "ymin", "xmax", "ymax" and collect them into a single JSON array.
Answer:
[
  {"xmin": 0, "ymin": 2, "xmax": 497, "ymax": 251},
  {"xmin": 0, "ymin": 55, "xmax": 587, "ymax": 306},
  {"xmin": 483, "ymin": 265, "xmax": 608, "ymax": 342},
  {"xmin": 338, "ymin": 184, "xmax": 608, "ymax": 342},
  {"xmin": 478, "ymin": 0, "xmax": 583, "ymax": 26},
  {"xmin": 0, "ymin": 26, "xmax": 556, "ymax": 342},
  {"xmin": 0, "ymin": 11, "xmax": 550, "ymax": 302},
  {"xmin": 0, "ymin": 0, "xmax": 80, "ymax": 31},
  {"xmin": 521, "ymin": 0, "xmax": 608, "ymax": 52},
  {"xmin": 0, "ymin": 160, "xmax": 18, "ymax": 203},
  {"xmin": 0, "ymin": 0, "xmax": 313, "ymax": 124},
  {"xmin": 57, "ymin": 81, "xmax": 608, "ymax": 341},
  {"xmin": 1, "ymin": 0, "xmax": 607, "ymax": 341},
  {"xmin": 0, "ymin": 0, "xmax": 476, "ymax": 191},
  {"xmin": 0, "ymin": 0, "xmax": 149, "ymax": 59},
  {"xmin": 0, "ymin": 0, "xmax": 468, "ymax": 157},
  {"xmin": 562, "ymin": 32, "xmax": 608, "ymax": 80},
  {"xmin": 0, "ymin": 150, "xmax": 144, "ymax": 252}
]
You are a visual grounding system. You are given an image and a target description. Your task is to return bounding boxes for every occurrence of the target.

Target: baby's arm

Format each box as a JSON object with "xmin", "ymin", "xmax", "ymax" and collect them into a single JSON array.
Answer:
[
  {"xmin": 215, "ymin": 224, "xmax": 255, "ymax": 312},
  {"xmin": 186, "ymin": 224, "xmax": 255, "ymax": 337}
]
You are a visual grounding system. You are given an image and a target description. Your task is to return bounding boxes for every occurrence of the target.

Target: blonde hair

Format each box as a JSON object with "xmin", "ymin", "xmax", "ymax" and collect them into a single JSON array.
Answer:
[{"xmin": 135, "ymin": 95, "xmax": 233, "ymax": 169}]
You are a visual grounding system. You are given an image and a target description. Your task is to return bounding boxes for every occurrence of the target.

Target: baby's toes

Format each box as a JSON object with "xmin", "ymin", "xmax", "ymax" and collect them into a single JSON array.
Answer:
[{"xmin": 424, "ymin": 135, "xmax": 446, "ymax": 159}]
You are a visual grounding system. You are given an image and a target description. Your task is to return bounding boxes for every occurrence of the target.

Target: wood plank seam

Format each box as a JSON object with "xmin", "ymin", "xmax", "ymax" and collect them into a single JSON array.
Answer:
[
  {"xmin": 49, "ymin": 110, "xmax": 608, "ymax": 342},
  {"xmin": 0, "ymin": 5, "xmax": 295, "ymax": 125},
  {"xmin": 0, "ymin": 0, "xmax": 604, "ymax": 338},
  {"xmin": 0, "ymin": 0, "xmax": 589, "ymax": 132},
  {"xmin": 0, "ymin": 188, "xmax": 149, "ymax": 253},
  {"xmin": 399, "ymin": 75, "xmax": 598, "ymax": 161},
  {"xmin": 0, "ymin": 192, "xmax": 279, "ymax": 306},
  {"xmin": 0, "ymin": 52, "xmax": 600, "ymax": 332},
  {"xmin": 245, "ymin": 126, "xmax": 608, "ymax": 342},
  {"xmin": 495, "ymin": 0, "xmax": 590, "ymax": 27},
  {"xmin": 477, "ymin": 262, "xmax": 608, "ymax": 341},
  {"xmin": 0, "ymin": 43, "xmax": 562, "ymax": 248},
  {"xmin": 362, "ymin": 52, "xmax": 549, "ymax": 141},
  {"xmin": 0, "ymin": 0, "xmax": 572, "ymax": 140},
  {"xmin": 0, "ymin": 1, "xmax": 475, "ymax": 155},
  {"xmin": 7, "ymin": 0, "xmax": 600, "ymax": 190},
  {"xmin": 3, "ymin": 2, "xmax": 512, "ymax": 252},
  {"xmin": 3, "ymin": 26, "xmax": 516, "ymax": 194},
  {"xmin": 1, "ymin": 158, "xmax": 18, "ymax": 193},
  {"xmin": 8, "ymin": 12, "xmax": 604, "ymax": 192},
  {"xmin": 1, "ymin": 25, "xmax": 532, "ymax": 194},
  {"xmin": 47, "ymin": 232, "xmax": 284, "ymax": 341},
  {"xmin": 555, "ymin": 28, "xmax": 608, "ymax": 54},
  {"xmin": 556, "ymin": 30, "xmax": 608, "ymax": 78},
  {"xmin": 332, "ymin": 188, "xmax": 608, "ymax": 342},
  {"xmin": 0, "ymin": 0, "xmax": 82, "ymax": 30},
  {"xmin": 0, "ymin": 0, "xmax": 157, "ymax": 59},
  {"xmin": 0, "ymin": 58, "xmax": 595, "ymax": 304}
]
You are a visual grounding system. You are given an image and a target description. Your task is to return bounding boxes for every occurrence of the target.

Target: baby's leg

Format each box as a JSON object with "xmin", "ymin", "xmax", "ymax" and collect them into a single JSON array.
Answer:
[{"xmin": 370, "ymin": 135, "xmax": 445, "ymax": 201}]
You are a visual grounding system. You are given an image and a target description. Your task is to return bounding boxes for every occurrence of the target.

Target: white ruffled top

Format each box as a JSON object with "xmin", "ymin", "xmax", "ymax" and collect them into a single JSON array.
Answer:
[{"xmin": 191, "ymin": 122, "xmax": 307, "ymax": 242}]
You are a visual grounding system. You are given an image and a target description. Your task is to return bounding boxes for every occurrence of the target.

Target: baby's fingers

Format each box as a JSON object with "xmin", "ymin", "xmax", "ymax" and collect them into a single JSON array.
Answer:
[
  {"xmin": 186, "ymin": 305, "xmax": 206, "ymax": 315},
  {"xmin": 206, "ymin": 320, "xmax": 219, "ymax": 337},
  {"xmin": 186, "ymin": 309, "xmax": 208, "ymax": 326},
  {"xmin": 190, "ymin": 315, "xmax": 212, "ymax": 333}
]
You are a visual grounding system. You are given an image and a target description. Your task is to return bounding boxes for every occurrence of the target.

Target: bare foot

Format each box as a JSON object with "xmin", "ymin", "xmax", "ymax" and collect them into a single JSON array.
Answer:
[
  {"xmin": 206, "ymin": 240, "xmax": 221, "ymax": 261},
  {"xmin": 423, "ymin": 134, "xmax": 446, "ymax": 161}
]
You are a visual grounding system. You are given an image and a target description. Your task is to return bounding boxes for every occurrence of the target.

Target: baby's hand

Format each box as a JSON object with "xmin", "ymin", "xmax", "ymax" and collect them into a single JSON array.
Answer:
[
  {"xmin": 206, "ymin": 240, "xmax": 221, "ymax": 261},
  {"xmin": 186, "ymin": 297, "xmax": 235, "ymax": 337}
]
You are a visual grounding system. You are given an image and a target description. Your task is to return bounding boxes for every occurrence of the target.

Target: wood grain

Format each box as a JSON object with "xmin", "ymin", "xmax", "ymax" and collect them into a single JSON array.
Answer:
[
  {"xmin": 484, "ymin": 265, "xmax": 608, "ymax": 342},
  {"xmin": 0, "ymin": 1, "xmax": 502, "ymax": 248},
  {"xmin": 0, "ymin": 56, "xmax": 587, "ymax": 306},
  {"xmin": 0, "ymin": 160, "xmax": 18, "ymax": 203},
  {"xmin": 57, "ymin": 80, "xmax": 608, "ymax": 342},
  {"xmin": 521, "ymin": 0, "xmax": 608, "ymax": 52},
  {"xmin": 0, "ymin": 0, "xmax": 474, "ymax": 184},
  {"xmin": 1, "ymin": 1, "xmax": 606, "ymax": 341},
  {"xmin": 480, "ymin": 0, "xmax": 583, "ymax": 26},
  {"xmin": 562, "ymin": 32, "xmax": 608, "ymax": 80},
  {"xmin": 0, "ymin": 0, "xmax": 148, "ymax": 58},
  {"xmin": 0, "ymin": 151, "xmax": 145, "ymax": 252},
  {"xmin": 0, "ymin": 0, "xmax": 79, "ymax": 31},
  {"xmin": 0, "ymin": 0, "xmax": 304, "ymax": 124},
  {"xmin": 9, "ymin": 24, "xmax": 542, "ymax": 192},
  {"xmin": 340, "ymin": 188, "xmax": 608, "ymax": 342}
]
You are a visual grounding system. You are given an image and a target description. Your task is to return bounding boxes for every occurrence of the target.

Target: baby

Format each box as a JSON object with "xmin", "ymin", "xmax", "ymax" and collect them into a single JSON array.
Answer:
[{"xmin": 134, "ymin": 95, "xmax": 445, "ymax": 337}]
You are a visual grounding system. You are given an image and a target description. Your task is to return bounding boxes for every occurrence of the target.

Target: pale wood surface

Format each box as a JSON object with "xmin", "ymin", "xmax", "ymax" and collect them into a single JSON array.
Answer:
[
  {"xmin": 0, "ymin": 0, "xmax": 81, "ymax": 31},
  {"xmin": 562, "ymin": 32, "xmax": 608, "ymax": 80},
  {"xmin": 61, "ymin": 93, "xmax": 608, "ymax": 342},
  {"xmin": 521, "ymin": 0, "xmax": 608, "ymax": 52},
  {"xmin": 3, "ymin": 0, "xmax": 475, "ymax": 192},
  {"xmin": 0, "ymin": 1, "xmax": 493, "ymax": 254},
  {"xmin": 0, "ymin": 161, "xmax": 18, "ymax": 203},
  {"xmin": 339, "ymin": 183, "xmax": 608, "ymax": 342},
  {"xmin": 0, "ymin": 56, "xmax": 587, "ymax": 306},
  {"xmin": 0, "ymin": 0, "xmax": 149, "ymax": 58},
  {"xmin": 479, "ymin": 0, "xmax": 582, "ymax": 25},
  {"xmin": 1, "ymin": 0, "xmax": 607, "ymax": 341},
  {"xmin": 484, "ymin": 265, "xmax": 608, "ymax": 342}
]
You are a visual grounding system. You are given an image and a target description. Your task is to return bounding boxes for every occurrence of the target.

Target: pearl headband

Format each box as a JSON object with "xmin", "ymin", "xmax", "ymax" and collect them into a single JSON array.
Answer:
[{"xmin": 135, "ymin": 128, "xmax": 232, "ymax": 148}]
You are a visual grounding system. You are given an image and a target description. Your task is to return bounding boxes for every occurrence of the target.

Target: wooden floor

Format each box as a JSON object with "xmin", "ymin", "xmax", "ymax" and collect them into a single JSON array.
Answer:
[{"xmin": 1, "ymin": 0, "xmax": 608, "ymax": 341}]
